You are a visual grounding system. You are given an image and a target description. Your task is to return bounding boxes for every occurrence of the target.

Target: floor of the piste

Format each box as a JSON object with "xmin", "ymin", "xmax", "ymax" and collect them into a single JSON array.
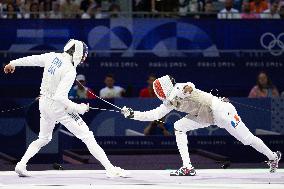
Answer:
[{"xmin": 0, "ymin": 169, "xmax": 284, "ymax": 189}]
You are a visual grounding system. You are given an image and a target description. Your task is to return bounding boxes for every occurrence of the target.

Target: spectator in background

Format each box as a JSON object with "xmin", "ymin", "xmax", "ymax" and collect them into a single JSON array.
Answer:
[
  {"xmin": 250, "ymin": 0, "xmax": 268, "ymax": 13},
  {"xmin": 59, "ymin": 0, "xmax": 80, "ymax": 7},
  {"xmin": 23, "ymin": 0, "xmax": 32, "ymax": 18},
  {"xmin": 40, "ymin": 0, "xmax": 53, "ymax": 18},
  {"xmin": 151, "ymin": 0, "xmax": 178, "ymax": 16},
  {"xmin": 260, "ymin": 0, "xmax": 281, "ymax": 19},
  {"xmin": 100, "ymin": 74, "xmax": 125, "ymax": 98},
  {"xmin": 133, "ymin": 0, "xmax": 151, "ymax": 15},
  {"xmin": 200, "ymin": 0, "xmax": 217, "ymax": 18},
  {"xmin": 50, "ymin": 1, "xmax": 62, "ymax": 18},
  {"xmin": 15, "ymin": 0, "xmax": 25, "ymax": 18},
  {"xmin": 280, "ymin": 4, "xmax": 284, "ymax": 18},
  {"xmin": 80, "ymin": 0, "xmax": 94, "ymax": 19},
  {"xmin": 39, "ymin": 2, "xmax": 46, "ymax": 18},
  {"xmin": 80, "ymin": 0, "xmax": 92, "ymax": 13},
  {"xmin": 241, "ymin": 1, "xmax": 259, "ymax": 18},
  {"xmin": 179, "ymin": 0, "xmax": 204, "ymax": 17},
  {"xmin": 139, "ymin": 74, "xmax": 157, "ymax": 98},
  {"xmin": 3, "ymin": 3, "xmax": 21, "ymax": 18},
  {"xmin": 81, "ymin": 3, "xmax": 108, "ymax": 19},
  {"xmin": 69, "ymin": 74, "xmax": 96, "ymax": 99},
  {"xmin": 108, "ymin": 3, "xmax": 120, "ymax": 18},
  {"xmin": 218, "ymin": 0, "xmax": 240, "ymax": 19},
  {"xmin": 94, "ymin": 5, "xmax": 106, "ymax": 18},
  {"xmin": 249, "ymin": 71, "xmax": 279, "ymax": 98},
  {"xmin": 81, "ymin": 2, "xmax": 94, "ymax": 18},
  {"xmin": 0, "ymin": 0, "xmax": 4, "ymax": 18},
  {"xmin": 144, "ymin": 117, "xmax": 172, "ymax": 136},
  {"xmin": 178, "ymin": 0, "xmax": 190, "ymax": 16},
  {"xmin": 24, "ymin": 2, "xmax": 40, "ymax": 19},
  {"xmin": 61, "ymin": 0, "xmax": 79, "ymax": 18}
]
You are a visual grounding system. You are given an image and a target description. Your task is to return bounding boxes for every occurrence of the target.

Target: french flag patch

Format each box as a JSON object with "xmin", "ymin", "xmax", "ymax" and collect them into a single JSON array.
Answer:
[{"xmin": 231, "ymin": 115, "xmax": 240, "ymax": 128}]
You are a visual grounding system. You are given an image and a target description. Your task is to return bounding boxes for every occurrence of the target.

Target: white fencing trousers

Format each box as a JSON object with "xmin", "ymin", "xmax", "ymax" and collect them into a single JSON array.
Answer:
[
  {"xmin": 19, "ymin": 97, "xmax": 113, "ymax": 169},
  {"xmin": 174, "ymin": 118, "xmax": 204, "ymax": 168},
  {"xmin": 173, "ymin": 97, "xmax": 277, "ymax": 166}
]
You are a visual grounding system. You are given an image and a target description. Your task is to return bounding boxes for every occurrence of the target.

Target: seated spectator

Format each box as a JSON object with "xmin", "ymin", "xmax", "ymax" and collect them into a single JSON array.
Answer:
[
  {"xmin": 50, "ymin": 1, "xmax": 62, "ymax": 19},
  {"xmin": 61, "ymin": 0, "xmax": 79, "ymax": 18},
  {"xmin": 241, "ymin": 1, "xmax": 259, "ymax": 18},
  {"xmin": 179, "ymin": 0, "xmax": 203, "ymax": 17},
  {"xmin": 144, "ymin": 117, "xmax": 173, "ymax": 136},
  {"xmin": 152, "ymin": 0, "xmax": 176, "ymax": 12},
  {"xmin": 80, "ymin": 0, "xmax": 98, "ymax": 19},
  {"xmin": 81, "ymin": 2, "xmax": 106, "ymax": 19},
  {"xmin": 100, "ymin": 74, "xmax": 125, "ymax": 98},
  {"xmin": 80, "ymin": 0, "xmax": 92, "ymax": 14},
  {"xmin": 260, "ymin": 0, "xmax": 281, "ymax": 19},
  {"xmin": 3, "ymin": 3, "xmax": 22, "ymax": 19},
  {"xmin": 250, "ymin": 0, "xmax": 268, "ymax": 13},
  {"xmin": 139, "ymin": 74, "xmax": 157, "ymax": 98},
  {"xmin": 0, "ymin": 0, "xmax": 4, "ymax": 17},
  {"xmin": 23, "ymin": 0, "xmax": 31, "ymax": 17},
  {"xmin": 81, "ymin": 3, "xmax": 95, "ymax": 19},
  {"xmin": 200, "ymin": 0, "xmax": 217, "ymax": 18},
  {"xmin": 69, "ymin": 74, "xmax": 96, "ymax": 99},
  {"xmin": 94, "ymin": 5, "xmax": 107, "ymax": 19},
  {"xmin": 15, "ymin": 0, "xmax": 25, "ymax": 18},
  {"xmin": 42, "ymin": 0, "xmax": 53, "ymax": 18},
  {"xmin": 24, "ymin": 2, "xmax": 40, "ymax": 19},
  {"xmin": 249, "ymin": 71, "xmax": 279, "ymax": 98},
  {"xmin": 39, "ymin": 2, "xmax": 46, "ymax": 18},
  {"xmin": 133, "ymin": 0, "xmax": 151, "ymax": 13},
  {"xmin": 280, "ymin": 4, "xmax": 284, "ymax": 18},
  {"xmin": 218, "ymin": 0, "xmax": 240, "ymax": 19},
  {"xmin": 108, "ymin": 3, "xmax": 120, "ymax": 18}
]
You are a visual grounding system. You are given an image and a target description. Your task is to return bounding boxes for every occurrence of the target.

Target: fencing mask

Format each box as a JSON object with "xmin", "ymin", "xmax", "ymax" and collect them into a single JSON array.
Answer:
[
  {"xmin": 64, "ymin": 39, "xmax": 88, "ymax": 67},
  {"xmin": 153, "ymin": 75, "xmax": 176, "ymax": 100}
]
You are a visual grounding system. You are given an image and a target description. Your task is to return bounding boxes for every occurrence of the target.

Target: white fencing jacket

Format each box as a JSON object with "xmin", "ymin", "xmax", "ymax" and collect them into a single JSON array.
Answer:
[
  {"xmin": 133, "ymin": 82, "xmax": 215, "ymax": 125},
  {"xmin": 10, "ymin": 52, "xmax": 80, "ymax": 112}
]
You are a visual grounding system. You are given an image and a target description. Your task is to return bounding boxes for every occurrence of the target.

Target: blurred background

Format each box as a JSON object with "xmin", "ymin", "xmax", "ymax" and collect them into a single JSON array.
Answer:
[{"xmin": 0, "ymin": 0, "xmax": 284, "ymax": 171}]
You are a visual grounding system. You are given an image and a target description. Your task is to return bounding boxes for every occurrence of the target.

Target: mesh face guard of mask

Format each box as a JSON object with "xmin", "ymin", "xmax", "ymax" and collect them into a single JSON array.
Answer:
[
  {"xmin": 64, "ymin": 39, "xmax": 88, "ymax": 67},
  {"xmin": 153, "ymin": 75, "xmax": 176, "ymax": 100}
]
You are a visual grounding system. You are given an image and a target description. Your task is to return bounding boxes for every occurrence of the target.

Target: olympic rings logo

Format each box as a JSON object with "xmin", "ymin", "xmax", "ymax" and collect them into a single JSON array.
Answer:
[{"xmin": 260, "ymin": 32, "xmax": 284, "ymax": 56}]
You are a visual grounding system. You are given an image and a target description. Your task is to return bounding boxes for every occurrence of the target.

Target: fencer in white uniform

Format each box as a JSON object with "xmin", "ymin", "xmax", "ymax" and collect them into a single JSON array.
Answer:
[
  {"xmin": 4, "ymin": 39, "xmax": 128, "ymax": 177},
  {"xmin": 121, "ymin": 75, "xmax": 281, "ymax": 176}
]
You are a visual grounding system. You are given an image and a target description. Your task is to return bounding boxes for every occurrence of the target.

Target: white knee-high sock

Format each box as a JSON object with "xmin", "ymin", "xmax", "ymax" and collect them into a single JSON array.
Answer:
[
  {"xmin": 83, "ymin": 137, "xmax": 113, "ymax": 170},
  {"xmin": 250, "ymin": 136, "xmax": 277, "ymax": 160},
  {"xmin": 175, "ymin": 131, "xmax": 192, "ymax": 167},
  {"xmin": 20, "ymin": 139, "xmax": 49, "ymax": 165},
  {"xmin": 234, "ymin": 122, "xmax": 277, "ymax": 161}
]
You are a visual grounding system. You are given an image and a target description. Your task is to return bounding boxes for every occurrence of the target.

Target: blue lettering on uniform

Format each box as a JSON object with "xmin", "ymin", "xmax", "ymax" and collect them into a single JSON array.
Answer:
[
  {"xmin": 48, "ymin": 65, "xmax": 56, "ymax": 75},
  {"xmin": 48, "ymin": 57, "xmax": 62, "ymax": 75}
]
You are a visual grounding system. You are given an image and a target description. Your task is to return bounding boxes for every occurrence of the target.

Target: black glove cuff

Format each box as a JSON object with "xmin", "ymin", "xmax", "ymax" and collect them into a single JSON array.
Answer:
[{"xmin": 127, "ymin": 109, "xmax": 134, "ymax": 118}]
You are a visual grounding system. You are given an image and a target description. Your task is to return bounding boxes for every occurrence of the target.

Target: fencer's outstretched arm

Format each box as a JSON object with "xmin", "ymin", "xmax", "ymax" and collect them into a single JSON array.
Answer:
[
  {"xmin": 9, "ymin": 53, "xmax": 53, "ymax": 67},
  {"xmin": 132, "ymin": 103, "xmax": 173, "ymax": 121},
  {"xmin": 53, "ymin": 70, "xmax": 88, "ymax": 114}
]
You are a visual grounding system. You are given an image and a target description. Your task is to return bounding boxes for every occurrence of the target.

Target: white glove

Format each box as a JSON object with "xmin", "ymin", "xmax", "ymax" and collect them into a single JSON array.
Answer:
[
  {"xmin": 75, "ymin": 103, "xmax": 89, "ymax": 115},
  {"xmin": 121, "ymin": 106, "xmax": 134, "ymax": 118}
]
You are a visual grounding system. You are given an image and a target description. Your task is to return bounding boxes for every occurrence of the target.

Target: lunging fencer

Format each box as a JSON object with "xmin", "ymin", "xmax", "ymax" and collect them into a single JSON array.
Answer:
[
  {"xmin": 4, "ymin": 39, "xmax": 128, "ymax": 177},
  {"xmin": 121, "ymin": 75, "xmax": 281, "ymax": 176}
]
